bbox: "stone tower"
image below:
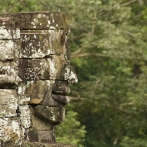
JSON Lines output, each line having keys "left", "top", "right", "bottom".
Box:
{"left": 0, "top": 12, "right": 77, "bottom": 147}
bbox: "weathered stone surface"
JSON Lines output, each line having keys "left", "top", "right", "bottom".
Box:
{"left": 41, "top": 93, "right": 69, "bottom": 106}
{"left": 18, "top": 80, "right": 73, "bottom": 106}
{"left": 19, "top": 105, "right": 31, "bottom": 129}
{"left": 0, "top": 40, "right": 19, "bottom": 61}
{"left": 0, "top": 17, "right": 20, "bottom": 39}
{"left": 52, "top": 94, "right": 70, "bottom": 105}
{"left": 18, "top": 56, "right": 65, "bottom": 81}
{"left": 0, "top": 12, "right": 67, "bottom": 30}
{"left": 0, "top": 61, "right": 21, "bottom": 86}
{"left": 20, "top": 30, "right": 66, "bottom": 58}
{"left": 28, "top": 130, "right": 55, "bottom": 143}
{"left": 64, "top": 66, "right": 78, "bottom": 84}
{"left": 0, "top": 142, "right": 75, "bottom": 147}
{"left": 0, "top": 118, "right": 22, "bottom": 144}
{"left": 18, "top": 57, "right": 78, "bottom": 82}
{"left": 18, "top": 80, "right": 55, "bottom": 104}
{"left": 34, "top": 106, "right": 65, "bottom": 124}
{"left": 31, "top": 113, "right": 54, "bottom": 131}
{"left": 28, "top": 110, "right": 55, "bottom": 142}
{"left": 0, "top": 89, "right": 18, "bottom": 117}
{"left": 52, "top": 81, "right": 70, "bottom": 95}
{"left": 22, "top": 142, "right": 75, "bottom": 147}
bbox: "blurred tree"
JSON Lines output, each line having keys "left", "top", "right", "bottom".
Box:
{"left": 0, "top": 0, "right": 39, "bottom": 13}
{"left": 56, "top": 108, "right": 86, "bottom": 147}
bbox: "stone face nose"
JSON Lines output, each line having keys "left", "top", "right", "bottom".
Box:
{"left": 63, "top": 65, "right": 78, "bottom": 84}
{"left": 68, "top": 66, "right": 78, "bottom": 84}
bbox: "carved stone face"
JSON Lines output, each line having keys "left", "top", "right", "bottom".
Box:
{"left": 0, "top": 12, "right": 77, "bottom": 144}
{"left": 16, "top": 12, "right": 78, "bottom": 143}
{"left": 18, "top": 29, "right": 78, "bottom": 125}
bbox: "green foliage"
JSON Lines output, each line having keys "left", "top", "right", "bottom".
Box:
{"left": 120, "top": 137, "right": 147, "bottom": 147}
{"left": 56, "top": 110, "right": 86, "bottom": 147}
{"left": 0, "top": 0, "right": 39, "bottom": 13}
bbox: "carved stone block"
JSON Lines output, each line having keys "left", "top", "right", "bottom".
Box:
{"left": 22, "top": 142, "right": 75, "bottom": 147}
{"left": 19, "top": 105, "right": 31, "bottom": 129}
{"left": 31, "top": 114, "right": 54, "bottom": 131}
{"left": 0, "top": 61, "right": 21, "bottom": 86}
{"left": 52, "top": 94, "right": 70, "bottom": 105}
{"left": 0, "top": 89, "right": 18, "bottom": 117}
{"left": 17, "top": 59, "right": 78, "bottom": 84}
{"left": 18, "top": 80, "right": 55, "bottom": 104}
{"left": 0, "top": 118, "right": 23, "bottom": 144}
{"left": 0, "top": 40, "right": 19, "bottom": 61}
{"left": 28, "top": 130, "right": 55, "bottom": 143}
{"left": 20, "top": 30, "right": 66, "bottom": 58}
{"left": 52, "top": 81, "right": 70, "bottom": 94}
{"left": 0, "top": 17, "right": 20, "bottom": 39}
{"left": 18, "top": 56, "right": 67, "bottom": 81}
{"left": 34, "top": 105, "right": 65, "bottom": 124}
{"left": 0, "top": 12, "right": 67, "bottom": 30}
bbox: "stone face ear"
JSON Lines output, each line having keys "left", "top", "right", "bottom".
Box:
{"left": 52, "top": 94, "right": 70, "bottom": 104}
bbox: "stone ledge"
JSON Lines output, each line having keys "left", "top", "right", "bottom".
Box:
{"left": 1, "top": 142, "right": 76, "bottom": 147}
{"left": 0, "top": 12, "right": 67, "bottom": 30}
{"left": 22, "top": 142, "right": 76, "bottom": 147}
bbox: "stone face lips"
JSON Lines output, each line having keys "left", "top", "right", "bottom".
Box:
{"left": 18, "top": 80, "right": 70, "bottom": 106}
{"left": 0, "top": 17, "right": 20, "bottom": 87}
